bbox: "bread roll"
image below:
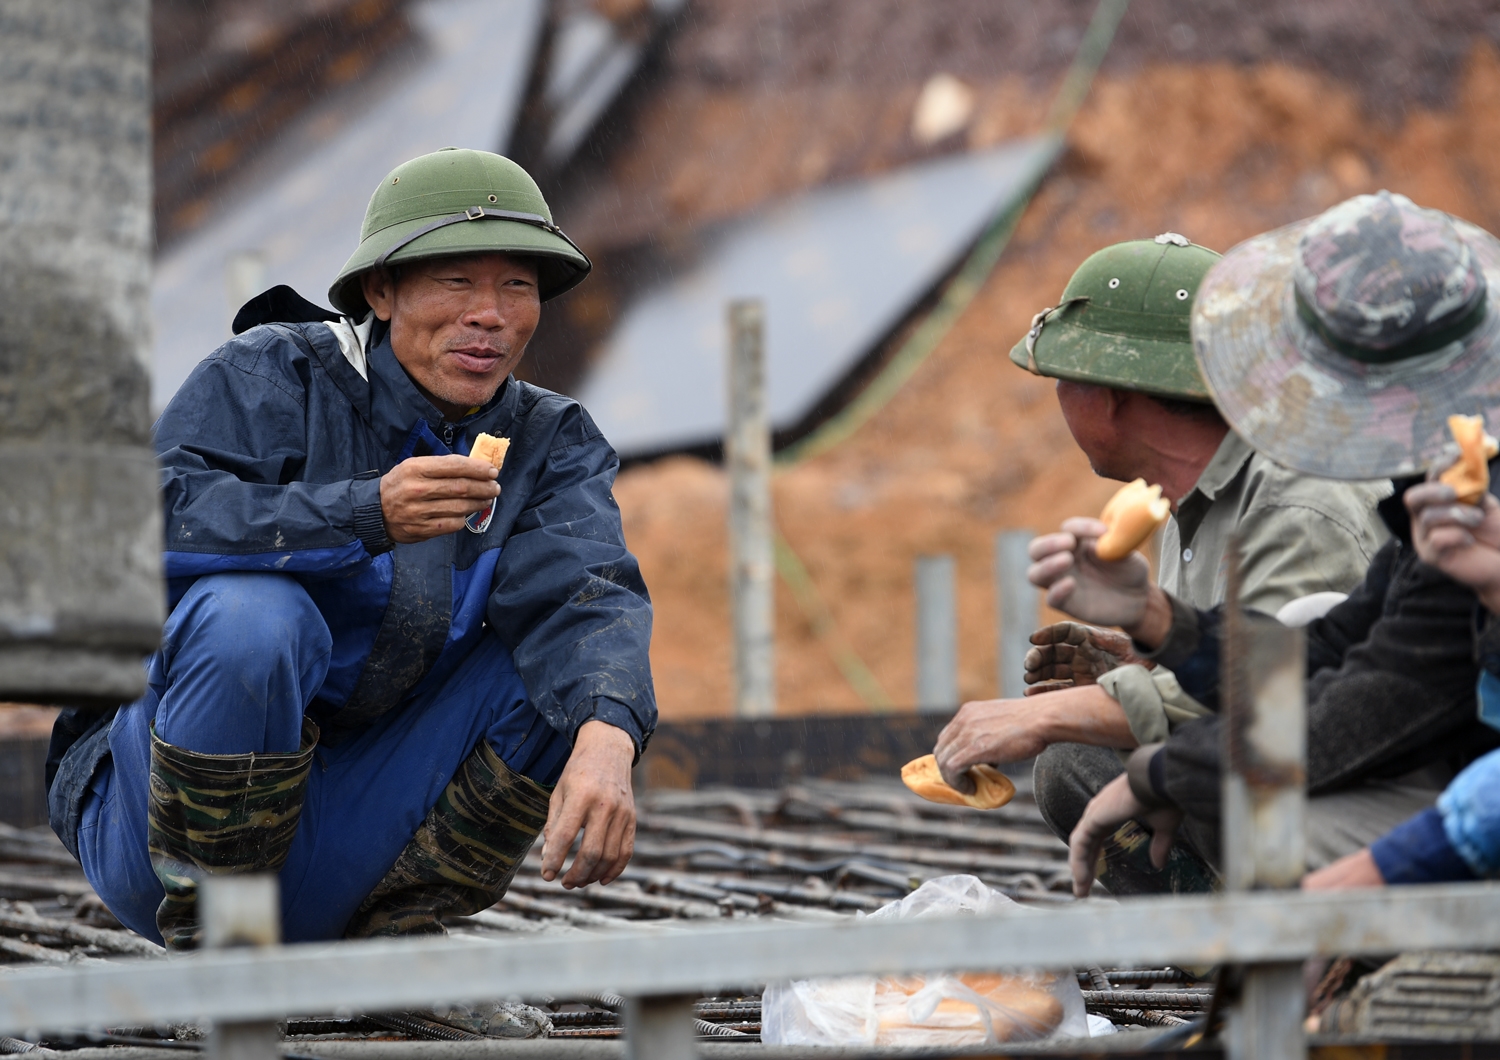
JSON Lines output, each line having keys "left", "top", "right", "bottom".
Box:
{"left": 901, "top": 754, "right": 1015, "bottom": 810}
{"left": 1439, "top": 414, "right": 1497, "bottom": 506}
{"left": 470, "top": 433, "right": 511, "bottom": 470}
{"left": 1095, "top": 478, "right": 1170, "bottom": 562}
{"left": 874, "top": 972, "right": 1065, "bottom": 1044}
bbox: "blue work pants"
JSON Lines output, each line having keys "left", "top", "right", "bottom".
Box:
{"left": 76, "top": 573, "right": 569, "bottom": 944}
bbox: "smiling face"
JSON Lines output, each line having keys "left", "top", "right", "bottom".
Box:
{"left": 361, "top": 253, "right": 541, "bottom": 419}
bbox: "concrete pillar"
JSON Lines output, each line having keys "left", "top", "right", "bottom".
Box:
{"left": 202, "top": 876, "right": 281, "bottom": 1060}
{"left": 0, "top": 0, "right": 164, "bottom": 705}
{"left": 915, "top": 555, "right": 958, "bottom": 712}
{"left": 726, "top": 300, "right": 774, "bottom": 718}
{"left": 1221, "top": 541, "right": 1308, "bottom": 1060}
{"left": 624, "top": 994, "right": 697, "bottom": 1060}
{"left": 995, "top": 530, "right": 1035, "bottom": 699}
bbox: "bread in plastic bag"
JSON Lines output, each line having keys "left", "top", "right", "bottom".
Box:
{"left": 762, "top": 875, "right": 1089, "bottom": 1046}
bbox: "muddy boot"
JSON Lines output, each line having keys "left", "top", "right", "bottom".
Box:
{"left": 147, "top": 720, "right": 319, "bottom": 951}
{"left": 345, "top": 741, "right": 552, "bottom": 938}
{"left": 1096, "top": 819, "right": 1218, "bottom": 897}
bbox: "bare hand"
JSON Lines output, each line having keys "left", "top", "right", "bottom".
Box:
{"left": 934, "top": 699, "right": 1055, "bottom": 792}
{"left": 1405, "top": 482, "right": 1500, "bottom": 611}
{"left": 1301, "top": 847, "right": 1386, "bottom": 891}
{"left": 380, "top": 455, "right": 500, "bottom": 543}
{"left": 1024, "top": 622, "right": 1143, "bottom": 695}
{"left": 540, "top": 721, "right": 638, "bottom": 888}
{"left": 1028, "top": 518, "right": 1153, "bottom": 629}
{"left": 1069, "top": 773, "right": 1182, "bottom": 898}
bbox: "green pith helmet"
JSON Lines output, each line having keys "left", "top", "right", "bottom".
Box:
{"left": 1009, "top": 234, "right": 1221, "bottom": 401}
{"left": 328, "top": 148, "right": 591, "bottom": 316}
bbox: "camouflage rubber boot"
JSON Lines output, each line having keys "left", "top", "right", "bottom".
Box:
{"left": 147, "top": 719, "right": 319, "bottom": 951}
{"left": 344, "top": 741, "right": 552, "bottom": 938}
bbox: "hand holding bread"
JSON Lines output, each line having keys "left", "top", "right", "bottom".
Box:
{"left": 902, "top": 754, "right": 1015, "bottom": 810}
{"left": 1027, "top": 517, "right": 1153, "bottom": 630}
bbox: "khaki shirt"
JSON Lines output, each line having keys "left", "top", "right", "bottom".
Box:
{"left": 1097, "top": 431, "right": 1391, "bottom": 745}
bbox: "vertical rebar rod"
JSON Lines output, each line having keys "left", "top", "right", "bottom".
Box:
{"left": 202, "top": 877, "right": 280, "bottom": 1060}
{"left": 0, "top": 0, "right": 164, "bottom": 706}
{"left": 726, "top": 301, "right": 774, "bottom": 718}
{"left": 624, "top": 994, "right": 698, "bottom": 1060}
{"left": 1221, "top": 538, "right": 1308, "bottom": 1060}
{"left": 995, "top": 531, "right": 1035, "bottom": 699}
{"left": 915, "top": 555, "right": 958, "bottom": 712}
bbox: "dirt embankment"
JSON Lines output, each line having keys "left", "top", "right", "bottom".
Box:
{"left": 618, "top": 44, "right": 1500, "bottom": 719}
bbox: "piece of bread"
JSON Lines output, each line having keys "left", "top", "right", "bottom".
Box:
{"left": 874, "top": 972, "right": 1065, "bottom": 1044}
{"left": 1095, "top": 478, "right": 1171, "bottom": 562}
{"left": 1439, "top": 414, "right": 1497, "bottom": 506}
{"left": 470, "top": 433, "right": 511, "bottom": 470}
{"left": 901, "top": 754, "right": 1015, "bottom": 810}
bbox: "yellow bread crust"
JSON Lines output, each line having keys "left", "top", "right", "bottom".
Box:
{"left": 901, "top": 754, "right": 1015, "bottom": 810}
{"left": 1439, "top": 414, "right": 1496, "bottom": 506}
{"left": 874, "top": 973, "right": 1065, "bottom": 1042}
{"left": 470, "top": 433, "right": 511, "bottom": 471}
{"left": 1095, "top": 478, "right": 1170, "bottom": 562}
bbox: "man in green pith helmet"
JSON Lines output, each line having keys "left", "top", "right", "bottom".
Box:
{"left": 46, "top": 149, "right": 654, "bottom": 973}
{"left": 931, "top": 233, "right": 1389, "bottom": 894}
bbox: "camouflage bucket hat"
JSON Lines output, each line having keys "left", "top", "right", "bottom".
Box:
{"left": 1192, "top": 190, "right": 1500, "bottom": 480}
{"left": 329, "top": 148, "right": 591, "bottom": 316}
{"left": 1009, "top": 234, "right": 1222, "bottom": 402}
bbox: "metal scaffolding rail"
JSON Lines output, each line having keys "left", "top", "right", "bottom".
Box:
{"left": 1, "top": 884, "right": 1498, "bottom": 1039}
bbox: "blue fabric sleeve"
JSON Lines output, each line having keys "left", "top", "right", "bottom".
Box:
{"left": 155, "top": 340, "right": 378, "bottom": 576}
{"left": 1369, "top": 807, "right": 1477, "bottom": 884}
{"left": 1436, "top": 744, "right": 1500, "bottom": 877}
{"left": 486, "top": 405, "right": 656, "bottom": 754}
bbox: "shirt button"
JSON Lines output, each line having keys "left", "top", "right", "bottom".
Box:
{"left": 1182, "top": 548, "right": 1194, "bottom": 563}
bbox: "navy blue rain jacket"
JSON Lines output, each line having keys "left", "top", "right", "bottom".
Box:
{"left": 48, "top": 306, "right": 654, "bottom": 848}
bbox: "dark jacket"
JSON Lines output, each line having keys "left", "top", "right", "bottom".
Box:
{"left": 1144, "top": 482, "right": 1500, "bottom": 824}
{"left": 48, "top": 298, "right": 655, "bottom": 854}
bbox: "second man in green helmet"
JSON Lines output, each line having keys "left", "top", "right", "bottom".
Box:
{"left": 933, "top": 233, "right": 1389, "bottom": 894}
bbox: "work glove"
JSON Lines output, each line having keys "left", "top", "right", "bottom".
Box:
{"left": 1023, "top": 622, "right": 1145, "bottom": 696}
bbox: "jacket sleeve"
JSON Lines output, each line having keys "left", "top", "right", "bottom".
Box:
{"left": 1156, "top": 543, "right": 1492, "bottom": 821}
{"left": 486, "top": 408, "right": 656, "bottom": 753}
{"left": 155, "top": 336, "right": 388, "bottom": 579}
{"left": 1302, "top": 548, "right": 1489, "bottom": 792}
{"left": 1142, "top": 540, "right": 1402, "bottom": 712}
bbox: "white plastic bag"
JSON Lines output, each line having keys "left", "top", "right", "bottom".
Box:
{"left": 762, "top": 875, "right": 1089, "bottom": 1047}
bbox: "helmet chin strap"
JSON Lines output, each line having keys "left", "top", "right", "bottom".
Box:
{"left": 1022, "top": 296, "right": 1089, "bottom": 372}
{"left": 374, "top": 207, "right": 590, "bottom": 270}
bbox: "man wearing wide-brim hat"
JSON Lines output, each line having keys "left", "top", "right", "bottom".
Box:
{"left": 932, "top": 234, "right": 1387, "bottom": 894}
{"left": 1029, "top": 190, "right": 1500, "bottom": 895}
{"left": 46, "top": 149, "right": 654, "bottom": 962}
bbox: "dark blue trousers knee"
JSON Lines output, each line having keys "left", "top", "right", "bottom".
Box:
{"left": 75, "top": 572, "right": 571, "bottom": 944}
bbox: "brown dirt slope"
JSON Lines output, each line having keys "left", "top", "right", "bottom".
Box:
{"left": 616, "top": 43, "right": 1500, "bottom": 719}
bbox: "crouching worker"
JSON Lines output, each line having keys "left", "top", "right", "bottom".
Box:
{"left": 933, "top": 232, "right": 1386, "bottom": 895}
{"left": 45, "top": 148, "right": 655, "bottom": 949}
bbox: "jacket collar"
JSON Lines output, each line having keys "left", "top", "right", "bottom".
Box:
{"left": 365, "top": 322, "right": 519, "bottom": 461}
{"left": 1171, "top": 431, "right": 1255, "bottom": 544}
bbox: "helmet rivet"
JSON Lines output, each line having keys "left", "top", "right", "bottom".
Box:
{"left": 391, "top": 176, "right": 399, "bottom": 184}
{"left": 1108, "top": 277, "right": 1120, "bottom": 289}
{"left": 488, "top": 194, "right": 498, "bottom": 203}
{"left": 1176, "top": 289, "right": 1189, "bottom": 300}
